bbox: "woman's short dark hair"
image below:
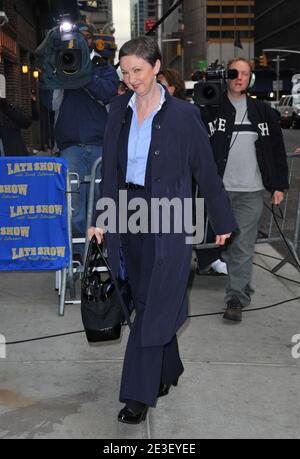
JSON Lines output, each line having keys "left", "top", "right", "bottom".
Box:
{"left": 158, "top": 68, "right": 186, "bottom": 100}
{"left": 119, "top": 36, "right": 162, "bottom": 67}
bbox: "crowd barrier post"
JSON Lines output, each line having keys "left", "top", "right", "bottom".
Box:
{"left": 58, "top": 157, "right": 103, "bottom": 316}
{"left": 262, "top": 152, "right": 300, "bottom": 273}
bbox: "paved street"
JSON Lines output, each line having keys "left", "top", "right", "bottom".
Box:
{"left": 0, "top": 246, "right": 300, "bottom": 439}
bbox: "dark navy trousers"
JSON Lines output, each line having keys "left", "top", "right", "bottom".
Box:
{"left": 119, "top": 190, "right": 184, "bottom": 407}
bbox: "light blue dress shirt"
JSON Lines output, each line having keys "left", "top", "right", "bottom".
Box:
{"left": 126, "top": 84, "right": 166, "bottom": 186}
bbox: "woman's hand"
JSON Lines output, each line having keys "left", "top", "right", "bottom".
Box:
{"left": 88, "top": 227, "right": 104, "bottom": 244}
{"left": 272, "top": 191, "right": 284, "bottom": 206}
{"left": 215, "top": 234, "right": 232, "bottom": 246}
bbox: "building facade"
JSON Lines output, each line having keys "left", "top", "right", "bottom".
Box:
{"left": 79, "top": 0, "right": 113, "bottom": 32}
{"left": 206, "top": 0, "right": 254, "bottom": 65}
{"left": 183, "top": 0, "right": 255, "bottom": 78}
{"left": 130, "top": 1, "right": 183, "bottom": 73}
{"left": 131, "top": 0, "right": 158, "bottom": 38}
{"left": 161, "top": 0, "right": 183, "bottom": 74}
{"left": 255, "top": 0, "right": 300, "bottom": 73}
{"left": 131, "top": 0, "right": 146, "bottom": 38}
{"left": 0, "top": 0, "right": 39, "bottom": 151}
{"left": 182, "top": 0, "right": 207, "bottom": 78}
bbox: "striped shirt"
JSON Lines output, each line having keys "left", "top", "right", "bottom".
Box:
{"left": 223, "top": 96, "right": 264, "bottom": 192}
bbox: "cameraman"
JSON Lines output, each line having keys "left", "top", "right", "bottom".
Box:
{"left": 40, "top": 22, "right": 119, "bottom": 256}
{"left": 199, "top": 58, "right": 289, "bottom": 323}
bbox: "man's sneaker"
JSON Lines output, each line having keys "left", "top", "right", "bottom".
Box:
{"left": 223, "top": 296, "right": 243, "bottom": 322}
{"left": 211, "top": 259, "right": 228, "bottom": 275}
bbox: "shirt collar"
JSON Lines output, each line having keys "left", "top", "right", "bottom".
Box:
{"left": 128, "top": 83, "right": 166, "bottom": 110}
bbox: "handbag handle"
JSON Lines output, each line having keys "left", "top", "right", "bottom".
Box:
{"left": 90, "top": 236, "right": 133, "bottom": 329}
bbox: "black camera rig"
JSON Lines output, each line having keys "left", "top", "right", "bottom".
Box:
{"left": 192, "top": 63, "right": 238, "bottom": 106}
{"left": 35, "top": 15, "right": 93, "bottom": 90}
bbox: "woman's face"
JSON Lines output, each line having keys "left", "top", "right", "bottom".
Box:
{"left": 120, "top": 55, "right": 161, "bottom": 97}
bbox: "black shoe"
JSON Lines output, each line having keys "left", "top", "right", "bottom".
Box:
{"left": 118, "top": 405, "right": 148, "bottom": 425}
{"left": 158, "top": 383, "right": 171, "bottom": 398}
{"left": 223, "top": 296, "right": 243, "bottom": 322}
{"left": 157, "top": 379, "right": 178, "bottom": 398}
{"left": 196, "top": 267, "right": 223, "bottom": 276}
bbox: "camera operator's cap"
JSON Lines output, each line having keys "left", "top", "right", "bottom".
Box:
{"left": 77, "top": 22, "right": 95, "bottom": 36}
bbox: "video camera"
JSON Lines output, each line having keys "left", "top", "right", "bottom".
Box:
{"left": 35, "top": 15, "right": 93, "bottom": 90}
{"left": 192, "top": 63, "right": 238, "bottom": 106}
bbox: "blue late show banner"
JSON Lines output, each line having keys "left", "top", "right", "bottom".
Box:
{"left": 0, "top": 157, "right": 70, "bottom": 271}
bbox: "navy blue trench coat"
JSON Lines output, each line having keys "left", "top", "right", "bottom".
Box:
{"left": 95, "top": 90, "right": 237, "bottom": 347}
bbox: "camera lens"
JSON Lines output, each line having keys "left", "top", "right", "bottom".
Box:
{"left": 62, "top": 51, "right": 75, "bottom": 66}
{"left": 203, "top": 85, "right": 216, "bottom": 100}
{"left": 194, "top": 81, "right": 224, "bottom": 106}
{"left": 56, "top": 49, "right": 82, "bottom": 75}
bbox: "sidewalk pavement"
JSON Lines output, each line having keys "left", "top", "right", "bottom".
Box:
{"left": 0, "top": 244, "right": 299, "bottom": 439}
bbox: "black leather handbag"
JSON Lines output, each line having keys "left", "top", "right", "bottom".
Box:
{"left": 81, "top": 236, "right": 132, "bottom": 343}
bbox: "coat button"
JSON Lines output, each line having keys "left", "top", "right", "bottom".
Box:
{"left": 154, "top": 150, "right": 160, "bottom": 156}
{"left": 155, "top": 124, "right": 161, "bottom": 130}
{"left": 156, "top": 178, "right": 161, "bottom": 183}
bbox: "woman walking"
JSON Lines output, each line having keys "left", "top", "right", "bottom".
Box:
{"left": 89, "top": 37, "right": 236, "bottom": 424}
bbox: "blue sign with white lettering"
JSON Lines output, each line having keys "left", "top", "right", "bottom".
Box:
{"left": 0, "top": 157, "right": 70, "bottom": 271}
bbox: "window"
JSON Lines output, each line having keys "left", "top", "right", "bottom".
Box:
{"left": 293, "top": 95, "right": 300, "bottom": 105}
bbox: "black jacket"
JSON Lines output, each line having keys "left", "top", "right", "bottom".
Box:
{"left": 0, "top": 98, "right": 31, "bottom": 156}
{"left": 200, "top": 95, "right": 289, "bottom": 193}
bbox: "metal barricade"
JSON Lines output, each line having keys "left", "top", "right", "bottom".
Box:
{"left": 194, "top": 152, "right": 300, "bottom": 274}
{"left": 257, "top": 152, "right": 300, "bottom": 273}
{"left": 57, "top": 157, "right": 102, "bottom": 316}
